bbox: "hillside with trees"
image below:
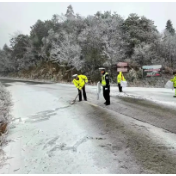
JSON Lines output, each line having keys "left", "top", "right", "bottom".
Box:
{"left": 0, "top": 5, "right": 176, "bottom": 86}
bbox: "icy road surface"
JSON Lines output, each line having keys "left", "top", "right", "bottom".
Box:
{"left": 0, "top": 79, "right": 176, "bottom": 174}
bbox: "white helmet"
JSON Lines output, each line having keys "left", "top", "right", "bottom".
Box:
{"left": 72, "top": 74, "right": 78, "bottom": 78}
{"left": 99, "top": 68, "right": 105, "bottom": 70}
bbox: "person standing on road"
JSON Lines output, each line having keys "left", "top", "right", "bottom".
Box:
{"left": 99, "top": 68, "right": 110, "bottom": 105}
{"left": 117, "top": 71, "right": 126, "bottom": 92}
{"left": 170, "top": 71, "right": 176, "bottom": 97}
{"left": 72, "top": 74, "right": 88, "bottom": 101}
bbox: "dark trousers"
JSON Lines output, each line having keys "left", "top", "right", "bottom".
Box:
{"left": 78, "top": 85, "right": 87, "bottom": 101}
{"left": 103, "top": 85, "right": 110, "bottom": 104}
{"left": 118, "top": 83, "right": 123, "bottom": 92}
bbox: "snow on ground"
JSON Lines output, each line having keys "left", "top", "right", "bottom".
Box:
{"left": 1, "top": 83, "right": 108, "bottom": 174}
{"left": 121, "top": 87, "right": 176, "bottom": 107}
{"left": 29, "top": 82, "right": 176, "bottom": 107}
{"left": 1, "top": 81, "right": 176, "bottom": 173}
{"left": 85, "top": 84, "right": 176, "bottom": 108}
{"left": 1, "top": 77, "right": 176, "bottom": 108}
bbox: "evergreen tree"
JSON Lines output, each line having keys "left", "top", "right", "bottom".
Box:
{"left": 65, "top": 5, "right": 75, "bottom": 20}
{"left": 166, "top": 20, "right": 175, "bottom": 35}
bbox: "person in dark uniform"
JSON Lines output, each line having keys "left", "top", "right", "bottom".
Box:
{"left": 99, "top": 68, "right": 110, "bottom": 105}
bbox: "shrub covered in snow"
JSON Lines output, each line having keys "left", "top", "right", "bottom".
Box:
{"left": 0, "top": 82, "right": 12, "bottom": 145}
{"left": 126, "top": 68, "right": 138, "bottom": 82}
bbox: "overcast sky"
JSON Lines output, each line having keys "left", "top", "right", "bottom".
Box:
{"left": 0, "top": 2, "right": 176, "bottom": 48}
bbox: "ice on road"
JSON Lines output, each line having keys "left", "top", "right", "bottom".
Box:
{"left": 1, "top": 81, "right": 176, "bottom": 174}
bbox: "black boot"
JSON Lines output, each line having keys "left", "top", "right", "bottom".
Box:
{"left": 105, "top": 100, "right": 110, "bottom": 105}
{"left": 105, "top": 102, "right": 110, "bottom": 106}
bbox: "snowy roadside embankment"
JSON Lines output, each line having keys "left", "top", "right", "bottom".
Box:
{"left": 0, "top": 76, "right": 54, "bottom": 84}
{"left": 0, "top": 83, "right": 12, "bottom": 146}
{"left": 0, "top": 75, "right": 172, "bottom": 88}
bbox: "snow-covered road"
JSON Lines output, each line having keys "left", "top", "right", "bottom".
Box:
{"left": 1, "top": 80, "right": 176, "bottom": 174}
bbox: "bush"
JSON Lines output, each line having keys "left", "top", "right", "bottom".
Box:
{"left": 0, "top": 83, "right": 12, "bottom": 145}
{"left": 164, "top": 66, "right": 173, "bottom": 75}
{"left": 126, "top": 68, "right": 138, "bottom": 82}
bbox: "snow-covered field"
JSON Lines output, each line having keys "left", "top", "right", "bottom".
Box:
{"left": 0, "top": 80, "right": 176, "bottom": 174}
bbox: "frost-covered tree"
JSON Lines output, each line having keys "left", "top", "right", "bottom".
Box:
{"left": 1, "top": 5, "right": 176, "bottom": 81}
{"left": 65, "top": 5, "right": 75, "bottom": 20}
{"left": 121, "top": 14, "right": 159, "bottom": 57}
{"left": 159, "top": 32, "right": 176, "bottom": 68}
{"left": 166, "top": 20, "right": 175, "bottom": 36}
{"left": 78, "top": 18, "right": 106, "bottom": 75}
{"left": 49, "top": 31, "right": 83, "bottom": 70}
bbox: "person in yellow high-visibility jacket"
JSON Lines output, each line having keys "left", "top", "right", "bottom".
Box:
{"left": 171, "top": 71, "right": 176, "bottom": 97}
{"left": 117, "top": 71, "right": 126, "bottom": 92}
{"left": 72, "top": 74, "right": 88, "bottom": 101}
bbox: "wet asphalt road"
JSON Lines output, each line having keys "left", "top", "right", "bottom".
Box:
{"left": 1, "top": 78, "right": 176, "bottom": 174}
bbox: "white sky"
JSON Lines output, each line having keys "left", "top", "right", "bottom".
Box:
{"left": 0, "top": 2, "right": 176, "bottom": 48}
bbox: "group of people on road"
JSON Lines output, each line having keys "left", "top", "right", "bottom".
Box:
{"left": 72, "top": 68, "right": 126, "bottom": 105}
{"left": 72, "top": 69, "right": 176, "bottom": 105}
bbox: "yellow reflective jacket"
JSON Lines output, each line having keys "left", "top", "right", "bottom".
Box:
{"left": 72, "top": 75, "right": 88, "bottom": 90}
{"left": 171, "top": 75, "right": 176, "bottom": 87}
{"left": 101, "top": 72, "right": 109, "bottom": 86}
{"left": 117, "top": 72, "right": 126, "bottom": 83}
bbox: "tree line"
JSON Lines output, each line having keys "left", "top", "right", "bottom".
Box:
{"left": 0, "top": 5, "right": 176, "bottom": 82}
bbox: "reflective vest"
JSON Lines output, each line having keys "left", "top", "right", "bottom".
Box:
{"left": 72, "top": 75, "right": 88, "bottom": 90}
{"left": 171, "top": 75, "right": 176, "bottom": 87}
{"left": 117, "top": 72, "right": 126, "bottom": 83}
{"left": 101, "top": 72, "right": 109, "bottom": 86}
